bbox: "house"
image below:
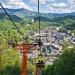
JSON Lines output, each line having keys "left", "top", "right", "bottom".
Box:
{"left": 54, "top": 32, "right": 64, "bottom": 40}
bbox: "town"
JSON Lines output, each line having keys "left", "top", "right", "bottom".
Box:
{"left": 26, "top": 26, "right": 75, "bottom": 65}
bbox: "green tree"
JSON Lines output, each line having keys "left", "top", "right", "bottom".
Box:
{"left": 42, "top": 65, "right": 54, "bottom": 75}
{"left": 54, "top": 48, "right": 75, "bottom": 75}
{"left": 43, "top": 48, "right": 75, "bottom": 75}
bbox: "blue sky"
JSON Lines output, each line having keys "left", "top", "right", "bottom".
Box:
{"left": 0, "top": 0, "right": 75, "bottom": 13}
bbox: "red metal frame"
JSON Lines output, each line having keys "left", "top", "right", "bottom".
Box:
{"left": 16, "top": 44, "right": 37, "bottom": 75}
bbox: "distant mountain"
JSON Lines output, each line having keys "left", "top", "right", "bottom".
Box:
{"left": 0, "top": 13, "right": 23, "bottom": 22}
{"left": 0, "top": 8, "right": 75, "bottom": 23}
{"left": 0, "top": 8, "right": 75, "bottom": 18}
{"left": 47, "top": 12, "right": 75, "bottom": 18}
{"left": 0, "top": 8, "right": 37, "bottom": 18}
{"left": 34, "top": 16, "right": 51, "bottom": 22}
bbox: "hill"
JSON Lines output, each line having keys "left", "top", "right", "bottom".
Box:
{"left": 34, "top": 16, "right": 51, "bottom": 22}
{"left": 0, "top": 13, "right": 23, "bottom": 22}
{"left": 52, "top": 15, "right": 75, "bottom": 23}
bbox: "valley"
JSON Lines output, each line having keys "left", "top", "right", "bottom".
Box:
{"left": 0, "top": 8, "right": 75, "bottom": 75}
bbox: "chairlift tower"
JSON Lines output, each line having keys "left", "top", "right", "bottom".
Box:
{"left": 16, "top": 44, "right": 37, "bottom": 75}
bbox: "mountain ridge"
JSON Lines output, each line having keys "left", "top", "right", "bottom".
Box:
{"left": 0, "top": 8, "right": 75, "bottom": 18}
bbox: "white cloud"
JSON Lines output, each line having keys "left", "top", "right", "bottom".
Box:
{"left": 68, "top": 0, "right": 75, "bottom": 4}
{"left": 48, "top": 8, "right": 72, "bottom": 13}
{"left": 31, "top": 0, "right": 46, "bottom": 4}
{"left": 51, "top": 3, "right": 68, "bottom": 8}
{"left": 31, "top": 0, "right": 74, "bottom": 13}
{"left": 47, "top": 0, "right": 55, "bottom": 2}
{"left": 47, "top": 2, "right": 73, "bottom": 13}
{"left": 32, "top": 0, "right": 75, "bottom": 13}
{"left": 0, "top": 3, "right": 12, "bottom": 8}
{"left": 1, "top": 0, "right": 75, "bottom": 13}
{"left": 1, "top": 0, "right": 32, "bottom": 10}
{"left": 31, "top": 0, "right": 55, "bottom": 4}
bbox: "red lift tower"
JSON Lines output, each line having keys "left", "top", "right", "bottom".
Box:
{"left": 16, "top": 44, "right": 37, "bottom": 75}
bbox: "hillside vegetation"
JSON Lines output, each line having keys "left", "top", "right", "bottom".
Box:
{"left": 0, "top": 12, "right": 75, "bottom": 75}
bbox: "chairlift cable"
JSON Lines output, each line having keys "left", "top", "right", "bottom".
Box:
{"left": 0, "top": 3, "right": 23, "bottom": 36}
{"left": 38, "top": 0, "right": 43, "bottom": 47}
{"left": 38, "top": 0, "right": 40, "bottom": 36}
